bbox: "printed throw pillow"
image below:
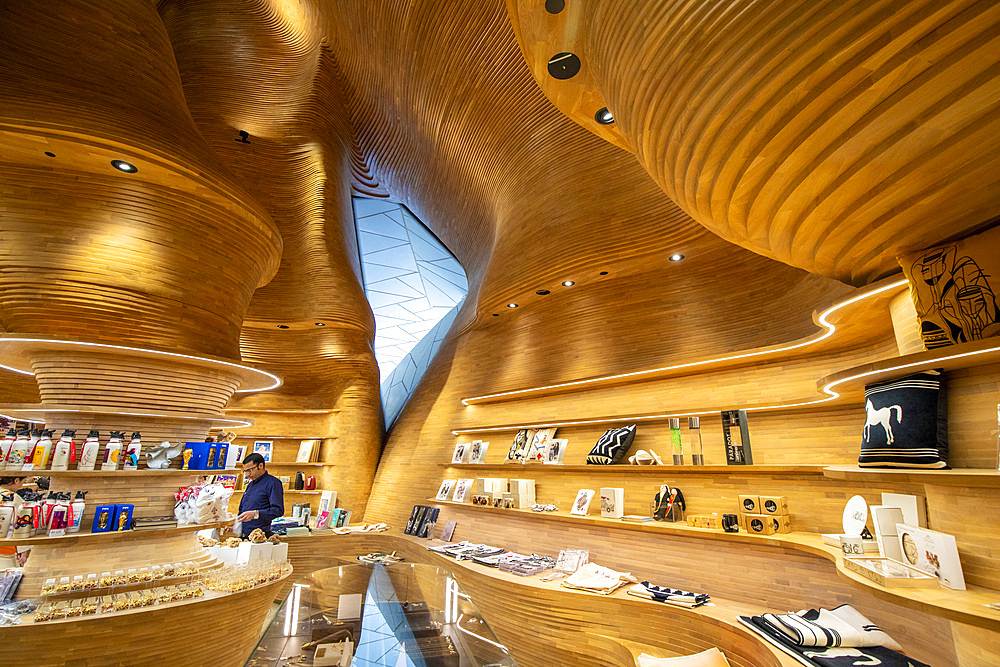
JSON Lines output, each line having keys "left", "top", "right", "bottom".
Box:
{"left": 586, "top": 424, "right": 637, "bottom": 465}
{"left": 858, "top": 371, "right": 947, "bottom": 469}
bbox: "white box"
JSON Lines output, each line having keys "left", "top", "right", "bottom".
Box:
{"left": 881, "top": 492, "right": 926, "bottom": 527}
{"left": 870, "top": 506, "right": 905, "bottom": 560}
{"left": 509, "top": 479, "right": 535, "bottom": 508}
{"left": 600, "top": 488, "right": 624, "bottom": 519}
{"left": 237, "top": 542, "right": 273, "bottom": 565}
{"left": 271, "top": 542, "right": 288, "bottom": 562}
{"left": 216, "top": 546, "right": 240, "bottom": 565}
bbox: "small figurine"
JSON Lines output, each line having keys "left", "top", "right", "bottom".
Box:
{"left": 146, "top": 441, "right": 182, "bottom": 469}
{"left": 181, "top": 448, "right": 193, "bottom": 470}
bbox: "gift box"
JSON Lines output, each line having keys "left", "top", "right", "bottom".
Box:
{"left": 112, "top": 504, "right": 134, "bottom": 531}
{"left": 91, "top": 505, "right": 116, "bottom": 533}
{"left": 184, "top": 442, "right": 215, "bottom": 470}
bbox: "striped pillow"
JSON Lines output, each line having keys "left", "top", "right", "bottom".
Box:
{"left": 858, "top": 371, "right": 948, "bottom": 468}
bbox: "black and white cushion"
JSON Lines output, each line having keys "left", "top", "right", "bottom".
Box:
{"left": 586, "top": 424, "right": 637, "bottom": 465}
{"left": 858, "top": 371, "right": 948, "bottom": 469}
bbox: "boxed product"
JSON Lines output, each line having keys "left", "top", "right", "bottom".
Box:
{"left": 759, "top": 496, "right": 788, "bottom": 515}
{"left": 744, "top": 513, "right": 775, "bottom": 535}
{"left": 738, "top": 495, "right": 760, "bottom": 513}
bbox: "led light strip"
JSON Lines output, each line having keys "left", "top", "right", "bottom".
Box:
{"left": 0, "top": 407, "right": 252, "bottom": 428}
{"left": 460, "top": 279, "right": 909, "bottom": 406}
{"left": 0, "top": 337, "right": 281, "bottom": 392}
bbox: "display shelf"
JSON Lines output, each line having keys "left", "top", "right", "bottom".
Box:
{"left": 231, "top": 489, "right": 325, "bottom": 495}
{"left": 0, "top": 519, "right": 233, "bottom": 546}
{"left": 263, "top": 461, "right": 338, "bottom": 467}
{"left": 233, "top": 435, "right": 335, "bottom": 440}
{"left": 823, "top": 465, "right": 1000, "bottom": 487}
{"left": 441, "top": 463, "right": 826, "bottom": 475}
{"left": 427, "top": 499, "right": 1000, "bottom": 630}
{"left": 41, "top": 468, "right": 240, "bottom": 477}
{"left": 819, "top": 336, "right": 1000, "bottom": 395}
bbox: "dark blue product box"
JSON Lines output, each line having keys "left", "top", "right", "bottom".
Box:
{"left": 215, "top": 443, "right": 229, "bottom": 470}
{"left": 184, "top": 442, "right": 217, "bottom": 470}
{"left": 91, "top": 505, "right": 116, "bottom": 533}
{"left": 112, "top": 504, "right": 134, "bottom": 531}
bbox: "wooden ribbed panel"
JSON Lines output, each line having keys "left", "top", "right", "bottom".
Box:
{"left": 31, "top": 353, "right": 241, "bottom": 415}
{"left": 0, "top": 572, "right": 286, "bottom": 667}
{"left": 889, "top": 289, "right": 926, "bottom": 355}
{"left": 158, "top": 0, "right": 382, "bottom": 516}
{"left": 511, "top": 0, "right": 1000, "bottom": 284}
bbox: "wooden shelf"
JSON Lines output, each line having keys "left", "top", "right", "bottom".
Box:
{"left": 820, "top": 336, "right": 1000, "bottom": 395}
{"left": 823, "top": 465, "right": 1000, "bottom": 487}
{"left": 234, "top": 436, "right": 334, "bottom": 440}
{"left": 231, "top": 489, "right": 326, "bottom": 495}
{"left": 42, "top": 468, "right": 240, "bottom": 477}
{"left": 427, "top": 499, "right": 1000, "bottom": 630}
{"left": 263, "top": 461, "right": 338, "bottom": 467}
{"left": 0, "top": 519, "right": 233, "bottom": 546}
{"left": 441, "top": 463, "right": 826, "bottom": 475}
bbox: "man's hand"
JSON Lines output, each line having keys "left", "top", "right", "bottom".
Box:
{"left": 16, "top": 550, "right": 30, "bottom": 566}
{"left": 237, "top": 510, "right": 258, "bottom": 522}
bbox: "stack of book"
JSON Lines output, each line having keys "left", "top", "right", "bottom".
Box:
{"left": 621, "top": 515, "right": 653, "bottom": 523}
{"left": 133, "top": 516, "right": 178, "bottom": 531}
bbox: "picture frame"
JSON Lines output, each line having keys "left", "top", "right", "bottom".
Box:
{"left": 253, "top": 440, "right": 273, "bottom": 463}
{"left": 452, "top": 478, "right": 474, "bottom": 504}
{"left": 452, "top": 442, "right": 469, "bottom": 464}
{"left": 436, "top": 479, "right": 456, "bottom": 501}
{"left": 468, "top": 440, "right": 489, "bottom": 464}
{"left": 214, "top": 474, "right": 237, "bottom": 489}
{"left": 544, "top": 438, "right": 568, "bottom": 465}
{"left": 571, "top": 488, "right": 595, "bottom": 516}
{"left": 295, "top": 439, "right": 319, "bottom": 463}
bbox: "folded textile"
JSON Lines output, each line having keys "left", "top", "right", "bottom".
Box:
{"left": 762, "top": 604, "right": 901, "bottom": 651}
{"left": 739, "top": 615, "right": 928, "bottom": 667}
{"left": 561, "top": 562, "right": 637, "bottom": 595}
{"left": 627, "top": 581, "right": 709, "bottom": 607}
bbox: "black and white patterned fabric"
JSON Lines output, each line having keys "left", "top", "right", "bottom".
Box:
{"left": 739, "top": 615, "right": 929, "bottom": 667}
{"left": 586, "top": 424, "right": 637, "bottom": 465}
{"left": 858, "top": 371, "right": 947, "bottom": 469}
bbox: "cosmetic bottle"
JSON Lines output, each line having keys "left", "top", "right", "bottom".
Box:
{"left": 69, "top": 491, "right": 87, "bottom": 533}
{"left": 0, "top": 428, "right": 15, "bottom": 466}
{"left": 12, "top": 498, "right": 33, "bottom": 539}
{"left": 669, "top": 418, "right": 684, "bottom": 465}
{"left": 43, "top": 491, "right": 57, "bottom": 528}
{"left": 21, "top": 429, "right": 39, "bottom": 470}
{"left": 102, "top": 431, "right": 124, "bottom": 471}
{"left": 0, "top": 492, "right": 15, "bottom": 537}
{"left": 688, "top": 417, "right": 704, "bottom": 465}
{"left": 32, "top": 429, "right": 55, "bottom": 469}
{"left": 78, "top": 430, "right": 100, "bottom": 471}
{"left": 123, "top": 432, "right": 142, "bottom": 470}
{"left": 50, "top": 429, "right": 77, "bottom": 471}
{"left": 5, "top": 430, "right": 29, "bottom": 470}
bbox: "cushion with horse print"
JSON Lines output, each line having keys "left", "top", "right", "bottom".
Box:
{"left": 858, "top": 371, "right": 947, "bottom": 468}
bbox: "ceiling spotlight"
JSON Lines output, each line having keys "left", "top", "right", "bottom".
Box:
{"left": 595, "top": 107, "right": 614, "bottom": 125}
{"left": 507, "top": 303, "right": 518, "bottom": 308}
{"left": 492, "top": 313, "right": 499, "bottom": 317}
{"left": 314, "top": 322, "right": 325, "bottom": 326}
{"left": 277, "top": 324, "right": 290, "bottom": 329}
{"left": 44, "top": 152, "right": 55, "bottom": 157}
{"left": 235, "top": 130, "right": 251, "bottom": 144}
{"left": 111, "top": 159, "right": 137, "bottom": 173}
{"left": 545, "top": 0, "right": 565, "bottom": 13}
{"left": 669, "top": 254, "right": 685, "bottom": 262}
{"left": 561, "top": 281, "right": 575, "bottom": 287}
{"left": 599, "top": 271, "right": 609, "bottom": 275}
{"left": 536, "top": 289, "right": 550, "bottom": 295}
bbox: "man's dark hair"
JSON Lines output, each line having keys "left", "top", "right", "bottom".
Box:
{"left": 242, "top": 452, "right": 265, "bottom": 467}
{"left": 0, "top": 476, "right": 25, "bottom": 486}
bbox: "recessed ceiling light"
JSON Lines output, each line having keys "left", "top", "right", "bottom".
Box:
{"left": 507, "top": 303, "right": 518, "bottom": 308}
{"left": 44, "top": 152, "right": 55, "bottom": 157}
{"left": 544, "top": 0, "right": 565, "bottom": 14}
{"left": 536, "top": 289, "right": 550, "bottom": 295}
{"left": 561, "top": 281, "right": 575, "bottom": 287}
{"left": 547, "top": 52, "right": 581, "bottom": 80}
{"left": 111, "top": 159, "right": 137, "bottom": 173}
{"left": 314, "top": 322, "right": 325, "bottom": 326}
{"left": 277, "top": 324, "right": 290, "bottom": 329}
{"left": 492, "top": 313, "right": 499, "bottom": 317}
{"left": 669, "top": 254, "right": 685, "bottom": 262}
{"left": 595, "top": 107, "right": 614, "bottom": 125}
{"left": 599, "top": 271, "right": 609, "bottom": 276}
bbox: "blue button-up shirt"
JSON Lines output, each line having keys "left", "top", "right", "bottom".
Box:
{"left": 237, "top": 471, "right": 284, "bottom": 536}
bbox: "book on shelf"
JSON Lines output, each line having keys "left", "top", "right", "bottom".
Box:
{"left": 295, "top": 439, "right": 319, "bottom": 463}
{"left": 133, "top": 516, "right": 179, "bottom": 530}
{"left": 252, "top": 440, "right": 273, "bottom": 462}
{"left": 621, "top": 515, "right": 653, "bottom": 523}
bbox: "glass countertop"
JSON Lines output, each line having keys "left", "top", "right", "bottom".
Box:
{"left": 246, "top": 562, "right": 517, "bottom": 667}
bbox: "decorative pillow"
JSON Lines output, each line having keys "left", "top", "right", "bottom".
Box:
{"left": 898, "top": 225, "right": 1000, "bottom": 349}
{"left": 637, "top": 648, "right": 731, "bottom": 667}
{"left": 858, "top": 371, "right": 947, "bottom": 469}
{"left": 586, "top": 424, "right": 637, "bottom": 465}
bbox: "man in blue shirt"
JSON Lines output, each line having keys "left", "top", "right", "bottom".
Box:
{"left": 236, "top": 453, "right": 284, "bottom": 537}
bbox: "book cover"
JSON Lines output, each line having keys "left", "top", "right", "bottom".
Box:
{"left": 252, "top": 440, "right": 273, "bottom": 463}
{"left": 600, "top": 487, "right": 624, "bottom": 519}
{"left": 214, "top": 474, "right": 237, "bottom": 489}
{"left": 721, "top": 410, "right": 752, "bottom": 465}
{"left": 468, "top": 440, "right": 489, "bottom": 464}
{"left": 295, "top": 439, "right": 318, "bottom": 463}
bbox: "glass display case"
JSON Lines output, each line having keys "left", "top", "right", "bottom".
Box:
{"left": 246, "top": 562, "right": 516, "bottom": 666}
